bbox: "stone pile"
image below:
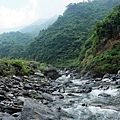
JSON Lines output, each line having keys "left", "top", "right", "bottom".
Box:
{"left": 0, "top": 68, "right": 120, "bottom": 120}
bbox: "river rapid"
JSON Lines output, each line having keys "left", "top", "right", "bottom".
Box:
{"left": 51, "top": 72, "right": 120, "bottom": 120}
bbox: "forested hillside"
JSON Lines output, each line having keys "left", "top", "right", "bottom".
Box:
{"left": 25, "top": 0, "right": 120, "bottom": 67}
{"left": 0, "top": 32, "right": 34, "bottom": 58}
{"left": 79, "top": 4, "right": 120, "bottom": 76}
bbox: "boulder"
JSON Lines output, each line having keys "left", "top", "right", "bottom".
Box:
{"left": 77, "top": 85, "right": 92, "bottom": 93}
{"left": 24, "top": 83, "right": 33, "bottom": 90}
{"left": 0, "top": 94, "right": 6, "bottom": 100}
{"left": 116, "top": 73, "right": 120, "bottom": 79}
{"left": 44, "top": 66, "right": 61, "bottom": 79}
{"left": 34, "top": 70, "right": 45, "bottom": 77}
{"left": 0, "top": 90, "right": 7, "bottom": 100}
{"left": 103, "top": 73, "right": 110, "bottom": 78}
{"left": 118, "top": 70, "right": 120, "bottom": 74}
{"left": 98, "top": 93, "right": 111, "bottom": 97}
{"left": 12, "top": 75, "right": 21, "bottom": 81}
{"left": 95, "top": 78, "right": 102, "bottom": 81}
{"left": 21, "top": 98, "right": 59, "bottom": 120}
{"left": 0, "top": 112, "right": 16, "bottom": 120}
{"left": 42, "top": 92, "right": 55, "bottom": 102}
{"left": 116, "top": 79, "right": 120, "bottom": 85}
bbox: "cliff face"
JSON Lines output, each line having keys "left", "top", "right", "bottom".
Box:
{"left": 80, "top": 5, "right": 120, "bottom": 76}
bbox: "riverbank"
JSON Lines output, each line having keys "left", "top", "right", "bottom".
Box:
{"left": 0, "top": 68, "right": 120, "bottom": 120}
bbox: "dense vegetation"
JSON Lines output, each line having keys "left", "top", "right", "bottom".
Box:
{"left": 80, "top": 5, "right": 120, "bottom": 76}
{"left": 0, "top": 58, "right": 47, "bottom": 76}
{"left": 25, "top": 0, "right": 120, "bottom": 68}
{"left": 0, "top": 0, "right": 120, "bottom": 76}
{"left": 0, "top": 31, "right": 34, "bottom": 59}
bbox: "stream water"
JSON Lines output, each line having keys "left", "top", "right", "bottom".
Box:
{"left": 52, "top": 76, "right": 120, "bottom": 120}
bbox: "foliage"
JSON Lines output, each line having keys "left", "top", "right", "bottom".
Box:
{"left": 0, "top": 31, "right": 34, "bottom": 59}
{"left": 80, "top": 5, "right": 120, "bottom": 76}
{"left": 25, "top": 0, "right": 120, "bottom": 68}
{"left": 0, "top": 58, "right": 46, "bottom": 76}
{"left": 38, "top": 63, "right": 47, "bottom": 73}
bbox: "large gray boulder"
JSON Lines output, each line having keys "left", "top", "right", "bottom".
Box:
{"left": 0, "top": 112, "right": 15, "bottom": 120}
{"left": 21, "top": 98, "right": 59, "bottom": 120}
{"left": 44, "top": 66, "right": 61, "bottom": 79}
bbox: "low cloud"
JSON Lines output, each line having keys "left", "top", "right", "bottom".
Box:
{"left": 0, "top": 0, "right": 83, "bottom": 28}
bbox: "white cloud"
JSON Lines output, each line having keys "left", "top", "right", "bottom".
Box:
{"left": 30, "top": 0, "right": 37, "bottom": 8}
{"left": 0, "top": 1, "right": 36, "bottom": 28}
{"left": 0, "top": 0, "right": 83, "bottom": 29}
{"left": 31, "top": 0, "right": 84, "bottom": 19}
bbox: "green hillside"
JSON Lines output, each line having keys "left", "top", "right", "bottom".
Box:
{"left": 0, "top": 32, "right": 34, "bottom": 59}
{"left": 25, "top": 0, "right": 120, "bottom": 67}
{"left": 80, "top": 5, "right": 120, "bottom": 76}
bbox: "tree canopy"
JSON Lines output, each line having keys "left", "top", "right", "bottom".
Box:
{"left": 25, "top": 0, "right": 120, "bottom": 67}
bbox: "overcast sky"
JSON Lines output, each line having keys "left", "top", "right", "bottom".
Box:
{"left": 0, "top": 0, "right": 84, "bottom": 29}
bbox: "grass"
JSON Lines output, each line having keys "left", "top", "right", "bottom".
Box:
{"left": 0, "top": 58, "right": 47, "bottom": 76}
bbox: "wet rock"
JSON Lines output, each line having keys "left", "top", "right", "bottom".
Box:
{"left": 115, "top": 79, "right": 120, "bottom": 85}
{"left": 58, "top": 85, "right": 66, "bottom": 93}
{"left": 0, "top": 90, "right": 7, "bottom": 100}
{"left": 50, "top": 82, "right": 58, "bottom": 88}
{"left": 22, "top": 90, "right": 30, "bottom": 96}
{"left": 0, "top": 112, "right": 16, "bottom": 120}
{"left": 72, "top": 73, "right": 81, "bottom": 79}
{"left": 7, "top": 93, "right": 14, "bottom": 99}
{"left": 12, "top": 75, "right": 21, "bottom": 81}
{"left": 98, "top": 93, "right": 111, "bottom": 97}
{"left": 12, "top": 112, "right": 21, "bottom": 118}
{"left": 42, "top": 92, "right": 54, "bottom": 102}
{"left": 118, "top": 70, "right": 120, "bottom": 74}
{"left": 101, "top": 105, "right": 119, "bottom": 111}
{"left": 82, "top": 103, "right": 88, "bottom": 107}
{"left": 0, "top": 94, "right": 6, "bottom": 100}
{"left": 12, "top": 81, "right": 20, "bottom": 85}
{"left": 21, "top": 98, "right": 59, "bottom": 120}
{"left": 102, "top": 78, "right": 111, "bottom": 82}
{"left": 116, "top": 74, "right": 120, "bottom": 79}
{"left": 77, "top": 85, "right": 92, "bottom": 93}
{"left": 116, "top": 85, "right": 120, "bottom": 88}
{"left": 95, "top": 78, "right": 102, "bottom": 81}
{"left": 6, "top": 84, "right": 12, "bottom": 88}
{"left": 34, "top": 70, "right": 45, "bottom": 77}
{"left": 24, "top": 83, "right": 33, "bottom": 90}
{"left": 103, "top": 73, "right": 110, "bottom": 78}
{"left": 100, "top": 86, "right": 109, "bottom": 90}
{"left": 5, "top": 106, "right": 22, "bottom": 114}
{"left": 17, "top": 96, "right": 26, "bottom": 102}
{"left": 44, "top": 66, "right": 61, "bottom": 79}
{"left": 0, "top": 90, "right": 7, "bottom": 96}
{"left": 91, "top": 103, "right": 103, "bottom": 107}
{"left": 23, "top": 75, "right": 28, "bottom": 79}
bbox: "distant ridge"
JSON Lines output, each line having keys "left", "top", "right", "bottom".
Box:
{"left": 20, "top": 15, "right": 58, "bottom": 36}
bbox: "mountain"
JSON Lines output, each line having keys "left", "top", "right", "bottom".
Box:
{"left": 20, "top": 15, "right": 58, "bottom": 36}
{"left": 79, "top": 4, "right": 120, "bottom": 76}
{"left": 0, "top": 31, "right": 34, "bottom": 59}
{"left": 25, "top": 0, "right": 120, "bottom": 67}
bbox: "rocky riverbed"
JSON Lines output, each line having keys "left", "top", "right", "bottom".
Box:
{"left": 0, "top": 67, "right": 120, "bottom": 120}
